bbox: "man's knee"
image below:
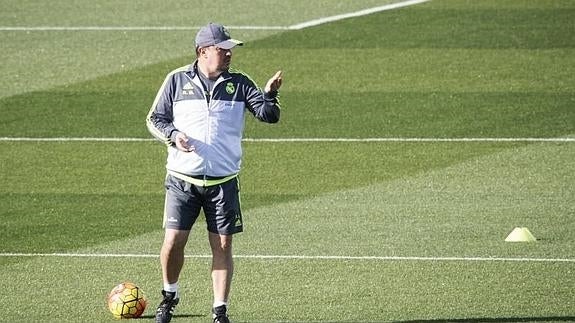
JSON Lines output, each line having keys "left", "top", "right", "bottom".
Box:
{"left": 163, "top": 229, "right": 190, "bottom": 250}
{"left": 217, "top": 239, "right": 232, "bottom": 256}
{"left": 210, "top": 233, "right": 233, "bottom": 254}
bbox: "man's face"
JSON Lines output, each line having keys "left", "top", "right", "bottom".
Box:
{"left": 203, "top": 46, "right": 232, "bottom": 73}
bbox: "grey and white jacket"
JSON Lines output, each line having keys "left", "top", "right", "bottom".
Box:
{"left": 146, "top": 61, "right": 280, "bottom": 177}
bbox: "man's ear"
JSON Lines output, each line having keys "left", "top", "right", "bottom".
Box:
{"left": 196, "top": 46, "right": 206, "bottom": 58}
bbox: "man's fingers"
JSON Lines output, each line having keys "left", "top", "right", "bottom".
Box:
{"left": 273, "top": 70, "right": 283, "bottom": 80}
{"left": 175, "top": 133, "right": 194, "bottom": 152}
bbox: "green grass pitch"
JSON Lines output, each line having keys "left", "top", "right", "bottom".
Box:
{"left": 0, "top": 0, "right": 574, "bottom": 322}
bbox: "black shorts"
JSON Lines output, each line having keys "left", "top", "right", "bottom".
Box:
{"left": 163, "top": 174, "right": 243, "bottom": 234}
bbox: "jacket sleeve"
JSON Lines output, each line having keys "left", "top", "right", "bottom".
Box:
{"left": 243, "top": 76, "right": 281, "bottom": 124}
{"left": 146, "top": 72, "right": 179, "bottom": 146}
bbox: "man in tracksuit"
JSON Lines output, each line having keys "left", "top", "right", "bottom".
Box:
{"left": 146, "top": 22, "right": 283, "bottom": 323}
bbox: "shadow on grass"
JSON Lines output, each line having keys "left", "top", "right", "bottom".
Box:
{"left": 138, "top": 313, "right": 205, "bottom": 320}
{"left": 395, "top": 316, "right": 575, "bottom": 322}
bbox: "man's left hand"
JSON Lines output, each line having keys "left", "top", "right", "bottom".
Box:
{"left": 265, "top": 70, "right": 283, "bottom": 93}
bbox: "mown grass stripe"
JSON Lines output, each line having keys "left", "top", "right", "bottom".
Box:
{"left": 0, "top": 26, "right": 290, "bottom": 31}
{"left": 0, "top": 0, "right": 430, "bottom": 32}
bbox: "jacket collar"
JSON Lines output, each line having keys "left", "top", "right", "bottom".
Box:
{"left": 188, "top": 60, "right": 231, "bottom": 81}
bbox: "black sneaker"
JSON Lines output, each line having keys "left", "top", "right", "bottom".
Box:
{"left": 155, "top": 290, "right": 179, "bottom": 323}
{"left": 212, "top": 305, "right": 230, "bottom": 323}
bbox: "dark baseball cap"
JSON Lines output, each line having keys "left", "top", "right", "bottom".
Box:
{"left": 195, "top": 22, "right": 243, "bottom": 50}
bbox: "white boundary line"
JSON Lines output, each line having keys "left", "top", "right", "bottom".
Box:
{"left": 289, "top": 0, "right": 431, "bottom": 30}
{"left": 0, "top": 137, "right": 155, "bottom": 142}
{"left": 1, "top": 253, "right": 574, "bottom": 263}
{"left": 244, "top": 138, "right": 575, "bottom": 143}
{"left": 1, "top": 137, "right": 574, "bottom": 143}
{"left": 0, "top": 0, "right": 430, "bottom": 32}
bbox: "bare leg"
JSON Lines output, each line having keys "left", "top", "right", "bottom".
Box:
{"left": 161, "top": 229, "right": 191, "bottom": 286}
{"left": 209, "top": 232, "right": 234, "bottom": 304}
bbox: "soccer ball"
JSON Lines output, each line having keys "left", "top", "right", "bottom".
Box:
{"left": 107, "top": 282, "right": 147, "bottom": 319}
